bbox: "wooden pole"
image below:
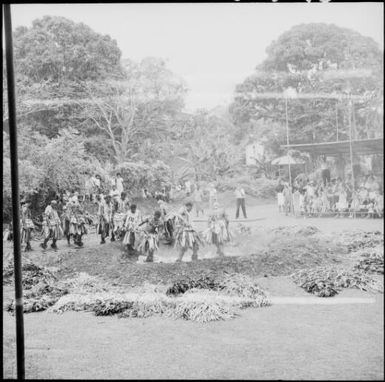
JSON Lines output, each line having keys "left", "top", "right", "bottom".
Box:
{"left": 3, "top": 4, "right": 25, "bottom": 379}
{"left": 285, "top": 96, "right": 293, "bottom": 214}
{"left": 336, "top": 102, "right": 339, "bottom": 141}
{"left": 348, "top": 96, "right": 356, "bottom": 219}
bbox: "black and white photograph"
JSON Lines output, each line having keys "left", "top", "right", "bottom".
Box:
{"left": 2, "top": 1, "right": 384, "bottom": 380}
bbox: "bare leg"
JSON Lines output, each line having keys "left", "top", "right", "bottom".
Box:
{"left": 191, "top": 243, "right": 199, "bottom": 261}
{"left": 145, "top": 249, "right": 154, "bottom": 262}
{"left": 176, "top": 248, "right": 186, "bottom": 263}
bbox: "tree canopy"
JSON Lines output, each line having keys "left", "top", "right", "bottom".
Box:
{"left": 14, "top": 16, "right": 122, "bottom": 83}
{"left": 230, "top": 23, "right": 383, "bottom": 145}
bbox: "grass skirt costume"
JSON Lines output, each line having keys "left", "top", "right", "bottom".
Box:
{"left": 113, "top": 212, "right": 126, "bottom": 239}
{"left": 162, "top": 210, "right": 177, "bottom": 244}
{"left": 96, "top": 201, "right": 114, "bottom": 241}
{"left": 136, "top": 217, "right": 163, "bottom": 262}
{"left": 174, "top": 213, "right": 203, "bottom": 250}
{"left": 21, "top": 217, "right": 34, "bottom": 245}
{"left": 137, "top": 231, "right": 159, "bottom": 253}
{"left": 69, "top": 215, "right": 88, "bottom": 236}
{"left": 97, "top": 218, "right": 110, "bottom": 237}
{"left": 122, "top": 210, "right": 142, "bottom": 248}
{"left": 203, "top": 216, "right": 231, "bottom": 245}
{"left": 43, "top": 219, "right": 63, "bottom": 240}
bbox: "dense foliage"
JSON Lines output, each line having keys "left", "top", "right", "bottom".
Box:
{"left": 3, "top": 20, "right": 383, "bottom": 222}
{"left": 230, "top": 23, "right": 383, "bottom": 144}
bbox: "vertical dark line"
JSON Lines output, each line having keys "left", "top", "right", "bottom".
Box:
{"left": 3, "top": 4, "right": 25, "bottom": 379}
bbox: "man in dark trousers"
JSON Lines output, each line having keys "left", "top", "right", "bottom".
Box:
{"left": 235, "top": 186, "right": 247, "bottom": 219}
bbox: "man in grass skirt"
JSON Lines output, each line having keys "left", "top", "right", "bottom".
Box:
{"left": 112, "top": 192, "right": 129, "bottom": 240}
{"left": 70, "top": 201, "right": 88, "bottom": 247}
{"left": 175, "top": 201, "right": 203, "bottom": 262}
{"left": 97, "top": 195, "right": 115, "bottom": 244}
{"left": 158, "top": 199, "right": 176, "bottom": 245}
{"left": 21, "top": 197, "right": 34, "bottom": 252}
{"left": 122, "top": 204, "right": 142, "bottom": 259}
{"left": 137, "top": 210, "right": 163, "bottom": 262}
{"left": 40, "top": 200, "right": 63, "bottom": 250}
{"left": 62, "top": 204, "right": 72, "bottom": 246}
{"left": 203, "top": 202, "right": 231, "bottom": 257}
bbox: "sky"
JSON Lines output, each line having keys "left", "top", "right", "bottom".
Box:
{"left": 9, "top": 2, "right": 384, "bottom": 112}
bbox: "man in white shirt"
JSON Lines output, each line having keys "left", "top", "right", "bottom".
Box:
{"left": 235, "top": 186, "right": 247, "bottom": 219}
{"left": 115, "top": 173, "right": 124, "bottom": 195}
{"left": 208, "top": 184, "right": 217, "bottom": 210}
{"left": 185, "top": 180, "right": 192, "bottom": 196}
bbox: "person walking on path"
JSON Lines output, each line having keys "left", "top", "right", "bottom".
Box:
{"left": 235, "top": 186, "right": 247, "bottom": 219}
{"left": 21, "top": 197, "right": 34, "bottom": 252}
{"left": 175, "top": 201, "right": 202, "bottom": 262}
{"left": 204, "top": 202, "right": 231, "bottom": 257}
{"left": 208, "top": 183, "right": 217, "bottom": 210}
{"left": 115, "top": 173, "right": 124, "bottom": 196}
{"left": 40, "top": 200, "right": 63, "bottom": 250}
{"left": 193, "top": 185, "right": 204, "bottom": 217}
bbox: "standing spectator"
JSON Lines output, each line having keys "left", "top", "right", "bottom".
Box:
{"left": 312, "top": 192, "right": 323, "bottom": 217}
{"left": 40, "top": 200, "right": 63, "bottom": 250}
{"left": 320, "top": 187, "right": 330, "bottom": 215}
{"left": 167, "top": 185, "right": 173, "bottom": 202}
{"left": 336, "top": 187, "right": 348, "bottom": 217}
{"left": 235, "top": 186, "right": 247, "bottom": 219}
{"left": 208, "top": 184, "right": 217, "bottom": 210}
{"left": 320, "top": 156, "right": 331, "bottom": 186}
{"left": 21, "top": 198, "right": 34, "bottom": 252}
{"left": 349, "top": 191, "right": 360, "bottom": 218}
{"left": 84, "top": 175, "right": 93, "bottom": 202}
{"left": 276, "top": 179, "right": 285, "bottom": 213}
{"left": 292, "top": 187, "right": 301, "bottom": 218}
{"left": 115, "top": 173, "right": 124, "bottom": 196}
{"left": 374, "top": 192, "right": 383, "bottom": 218}
{"left": 142, "top": 188, "right": 149, "bottom": 199}
{"left": 185, "top": 179, "right": 192, "bottom": 197}
{"left": 90, "top": 174, "right": 101, "bottom": 200}
{"left": 305, "top": 181, "right": 316, "bottom": 200}
{"left": 193, "top": 184, "right": 204, "bottom": 217}
{"left": 118, "top": 192, "right": 130, "bottom": 212}
{"left": 283, "top": 183, "right": 292, "bottom": 216}
{"left": 299, "top": 189, "right": 306, "bottom": 217}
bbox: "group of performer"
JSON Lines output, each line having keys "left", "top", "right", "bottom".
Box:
{"left": 20, "top": 195, "right": 89, "bottom": 252}
{"left": 19, "top": 192, "right": 232, "bottom": 263}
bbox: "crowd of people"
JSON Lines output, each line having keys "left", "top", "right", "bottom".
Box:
{"left": 276, "top": 173, "right": 384, "bottom": 218}
{"left": 16, "top": 173, "right": 233, "bottom": 262}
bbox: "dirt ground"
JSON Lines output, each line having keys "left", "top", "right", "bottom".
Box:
{"left": 3, "top": 200, "right": 384, "bottom": 379}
